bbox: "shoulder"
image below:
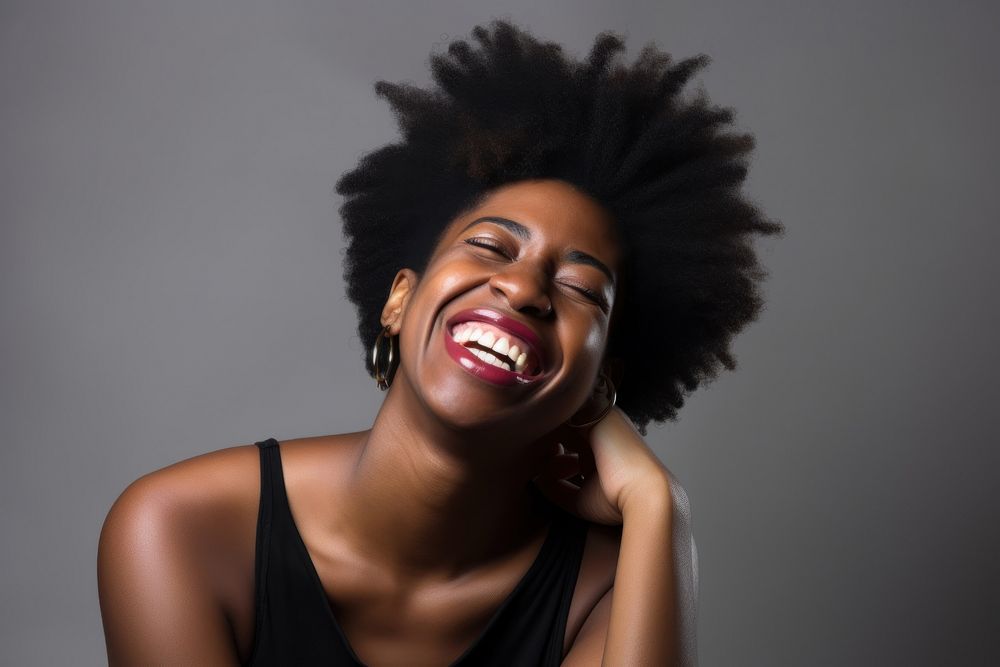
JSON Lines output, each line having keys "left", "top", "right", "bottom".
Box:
{"left": 97, "top": 441, "right": 264, "bottom": 663}
{"left": 99, "top": 442, "right": 264, "bottom": 569}
{"left": 99, "top": 432, "right": 366, "bottom": 571}
{"left": 107, "top": 441, "right": 262, "bottom": 504}
{"left": 97, "top": 433, "right": 364, "bottom": 663}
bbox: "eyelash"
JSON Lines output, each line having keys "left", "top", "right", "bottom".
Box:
{"left": 464, "top": 237, "right": 607, "bottom": 308}
{"left": 465, "top": 237, "right": 512, "bottom": 256}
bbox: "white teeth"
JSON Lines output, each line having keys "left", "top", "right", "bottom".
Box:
{"left": 468, "top": 347, "right": 512, "bottom": 370}
{"left": 450, "top": 322, "right": 537, "bottom": 374}
{"left": 492, "top": 336, "right": 509, "bottom": 355}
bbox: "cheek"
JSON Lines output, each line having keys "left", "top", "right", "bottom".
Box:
{"left": 584, "top": 321, "right": 606, "bottom": 352}
{"left": 559, "top": 318, "right": 609, "bottom": 385}
{"left": 395, "top": 268, "right": 470, "bottom": 363}
{"left": 437, "top": 272, "right": 465, "bottom": 294}
{"left": 421, "top": 256, "right": 485, "bottom": 296}
{"left": 571, "top": 316, "right": 609, "bottom": 361}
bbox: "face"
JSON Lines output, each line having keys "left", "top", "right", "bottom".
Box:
{"left": 381, "top": 178, "right": 622, "bottom": 437}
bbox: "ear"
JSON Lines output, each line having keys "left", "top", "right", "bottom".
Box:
{"left": 380, "top": 268, "right": 419, "bottom": 336}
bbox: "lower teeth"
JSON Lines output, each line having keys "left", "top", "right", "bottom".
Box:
{"left": 470, "top": 347, "right": 514, "bottom": 371}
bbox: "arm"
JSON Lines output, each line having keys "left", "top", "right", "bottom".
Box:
{"left": 562, "top": 479, "right": 678, "bottom": 666}
{"left": 602, "top": 484, "right": 676, "bottom": 665}
{"left": 97, "top": 475, "right": 240, "bottom": 666}
{"left": 534, "top": 406, "right": 698, "bottom": 666}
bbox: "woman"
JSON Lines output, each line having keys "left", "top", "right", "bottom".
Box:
{"left": 97, "top": 20, "right": 781, "bottom": 666}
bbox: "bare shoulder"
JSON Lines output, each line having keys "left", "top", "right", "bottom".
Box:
{"left": 97, "top": 433, "right": 361, "bottom": 664}
{"left": 107, "top": 441, "right": 263, "bottom": 516}
{"left": 99, "top": 441, "right": 266, "bottom": 590}
{"left": 100, "top": 432, "right": 362, "bottom": 559}
{"left": 97, "top": 441, "right": 264, "bottom": 663}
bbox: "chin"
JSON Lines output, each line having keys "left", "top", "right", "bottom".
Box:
{"left": 433, "top": 400, "right": 519, "bottom": 433}
{"left": 423, "top": 387, "right": 538, "bottom": 437}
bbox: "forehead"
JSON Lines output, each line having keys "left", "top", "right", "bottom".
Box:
{"left": 439, "top": 179, "right": 621, "bottom": 265}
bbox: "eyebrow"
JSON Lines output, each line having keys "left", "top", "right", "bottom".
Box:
{"left": 460, "top": 216, "right": 616, "bottom": 285}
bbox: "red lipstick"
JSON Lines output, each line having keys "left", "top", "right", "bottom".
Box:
{"left": 443, "top": 308, "right": 547, "bottom": 387}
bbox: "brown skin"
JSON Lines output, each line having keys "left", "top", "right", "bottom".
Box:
{"left": 97, "top": 178, "right": 677, "bottom": 665}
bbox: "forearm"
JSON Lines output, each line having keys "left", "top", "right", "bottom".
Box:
{"left": 602, "top": 477, "right": 678, "bottom": 666}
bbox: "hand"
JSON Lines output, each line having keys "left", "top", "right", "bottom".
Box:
{"left": 531, "top": 406, "right": 671, "bottom": 525}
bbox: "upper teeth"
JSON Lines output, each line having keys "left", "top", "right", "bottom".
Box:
{"left": 451, "top": 322, "right": 532, "bottom": 373}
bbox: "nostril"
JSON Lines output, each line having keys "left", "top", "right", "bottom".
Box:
{"left": 489, "top": 274, "right": 553, "bottom": 318}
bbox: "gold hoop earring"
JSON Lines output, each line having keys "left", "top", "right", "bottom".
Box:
{"left": 371, "top": 324, "right": 396, "bottom": 390}
{"left": 567, "top": 372, "right": 617, "bottom": 428}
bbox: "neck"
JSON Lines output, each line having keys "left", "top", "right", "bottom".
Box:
{"left": 339, "top": 373, "right": 554, "bottom": 582}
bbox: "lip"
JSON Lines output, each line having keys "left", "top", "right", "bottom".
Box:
{"left": 444, "top": 308, "right": 548, "bottom": 386}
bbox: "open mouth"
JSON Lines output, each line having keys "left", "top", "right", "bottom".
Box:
{"left": 443, "top": 307, "right": 548, "bottom": 386}
{"left": 448, "top": 321, "right": 542, "bottom": 376}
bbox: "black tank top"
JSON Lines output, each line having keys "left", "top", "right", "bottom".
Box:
{"left": 245, "top": 438, "right": 589, "bottom": 666}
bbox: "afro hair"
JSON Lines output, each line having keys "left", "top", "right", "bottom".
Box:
{"left": 335, "top": 19, "right": 784, "bottom": 434}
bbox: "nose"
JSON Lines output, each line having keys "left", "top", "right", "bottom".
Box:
{"left": 488, "top": 263, "right": 553, "bottom": 318}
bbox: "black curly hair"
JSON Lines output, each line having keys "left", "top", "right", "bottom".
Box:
{"left": 335, "top": 19, "right": 784, "bottom": 435}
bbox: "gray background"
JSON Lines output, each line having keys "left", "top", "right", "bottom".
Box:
{"left": 2, "top": 1, "right": 997, "bottom": 665}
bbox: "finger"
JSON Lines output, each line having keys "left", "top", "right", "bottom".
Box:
{"left": 532, "top": 476, "right": 584, "bottom": 516}
{"left": 567, "top": 438, "right": 595, "bottom": 476}
{"left": 554, "top": 423, "right": 591, "bottom": 454}
{"left": 548, "top": 426, "right": 596, "bottom": 478}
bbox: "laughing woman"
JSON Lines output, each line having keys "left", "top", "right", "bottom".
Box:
{"left": 98, "top": 19, "right": 782, "bottom": 667}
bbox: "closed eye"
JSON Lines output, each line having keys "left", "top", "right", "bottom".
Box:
{"left": 562, "top": 282, "right": 608, "bottom": 310}
{"left": 466, "top": 237, "right": 609, "bottom": 311}
{"left": 464, "top": 237, "right": 511, "bottom": 258}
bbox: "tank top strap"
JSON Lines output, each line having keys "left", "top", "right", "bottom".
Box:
{"left": 251, "top": 438, "right": 280, "bottom": 655}
{"left": 253, "top": 437, "right": 293, "bottom": 603}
